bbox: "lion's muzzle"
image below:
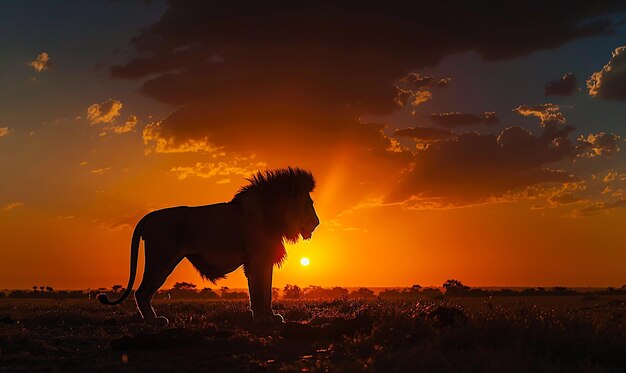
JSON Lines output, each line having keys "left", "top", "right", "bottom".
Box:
{"left": 300, "top": 213, "right": 319, "bottom": 240}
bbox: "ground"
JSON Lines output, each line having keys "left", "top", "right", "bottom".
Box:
{"left": 1, "top": 296, "right": 626, "bottom": 372}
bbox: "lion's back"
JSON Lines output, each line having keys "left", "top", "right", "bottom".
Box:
{"left": 141, "top": 203, "right": 245, "bottom": 248}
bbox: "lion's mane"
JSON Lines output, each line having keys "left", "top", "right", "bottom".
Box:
{"left": 231, "top": 167, "right": 316, "bottom": 264}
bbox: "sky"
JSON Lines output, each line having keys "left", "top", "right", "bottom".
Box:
{"left": 1, "top": 1, "right": 626, "bottom": 290}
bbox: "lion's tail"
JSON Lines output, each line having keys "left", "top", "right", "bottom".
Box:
{"left": 97, "top": 218, "right": 144, "bottom": 306}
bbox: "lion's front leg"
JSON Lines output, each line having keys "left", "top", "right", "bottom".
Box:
{"left": 245, "top": 260, "right": 284, "bottom": 325}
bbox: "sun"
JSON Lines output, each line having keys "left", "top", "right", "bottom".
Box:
{"left": 300, "top": 257, "right": 310, "bottom": 266}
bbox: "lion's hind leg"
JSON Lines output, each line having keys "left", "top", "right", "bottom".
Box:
{"left": 135, "top": 242, "right": 182, "bottom": 325}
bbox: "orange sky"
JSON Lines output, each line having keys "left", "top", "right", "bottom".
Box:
{"left": 1, "top": 2, "right": 626, "bottom": 290}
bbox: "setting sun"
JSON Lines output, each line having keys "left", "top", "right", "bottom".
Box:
{"left": 300, "top": 257, "right": 310, "bottom": 266}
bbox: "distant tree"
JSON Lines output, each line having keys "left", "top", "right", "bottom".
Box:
{"left": 283, "top": 284, "right": 303, "bottom": 299}
{"left": 173, "top": 282, "right": 197, "bottom": 291}
{"left": 443, "top": 279, "right": 470, "bottom": 296}
{"left": 46, "top": 286, "right": 54, "bottom": 293}
{"left": 221, "top": 290, "right": 248, "bottom": 299}
{"left": 39, "top": 286, "right": 45, "bottom": 292}
{"left": 200, "top": 287, "right": 219, "bottom": 299}
{"left": 421, "top": 287, "right": 443, "bottom": 298}
{"left": 378, "top": 288, "right": 403, "bottom": 299}
{"left": 349, "top": 287, "right": 375, "bottom": 299}
{"left": 111, "top": 284, "right": 123, "bottom": 292}
{"left": 32, "top": 286, "right": 38, "bottom": 293}
{"left": 272, "top": 287, "right": 280, "bottom": 300}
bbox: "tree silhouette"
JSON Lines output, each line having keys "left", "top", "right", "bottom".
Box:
{"left": 443, "top": 279, "right": 470, "bottom": 296}
{"left": 111, "top": 284, "right": 123, "bottom": 292}
{"left": 283, "top": 284, "right": 302, "bottom": 299}
{"left": 349, "top": 287, "right": 375, "bottom": 299}
{"left": 200, "top": 287, "right": 219, "bottom": 299}
{"left": 172, "top": 282, "right": 197, "bottom": 291}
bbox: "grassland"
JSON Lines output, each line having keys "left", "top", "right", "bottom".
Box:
{"left": 1, "top": 296, "right": 626, "bottom": 372}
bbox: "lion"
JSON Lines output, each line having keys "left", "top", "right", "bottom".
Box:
{"left": 97, "top": 167, "right": 319, "bottom": 325}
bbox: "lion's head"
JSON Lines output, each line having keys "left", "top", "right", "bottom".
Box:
{"left": 233, "top": 167, "right": 319, "bottom": 243}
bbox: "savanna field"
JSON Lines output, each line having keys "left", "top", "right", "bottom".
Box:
{"left": 2, "top": 295, "right": 626, "bottom": 372}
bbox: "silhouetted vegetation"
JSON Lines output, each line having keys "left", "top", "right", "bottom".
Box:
{"left": 5, "top": 281, "right": 626, "bottom": 302}
{"left": 3, "top": 296, "right": 626, "bottom": 371}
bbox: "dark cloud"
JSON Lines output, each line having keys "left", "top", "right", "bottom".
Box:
{"left": 110, "top": 1, "right": 626, "bottom": 209}
{"left": 587, "top": 46, "right": 626, "bottom": 101}
{"left": 393, "top": 126, "right": 456, "bottom": 144}
{"left": 571, "top": 197, "right": 626, "bottom": 217}
{"left": 111, "top": 1, "right": 626, "bottom": 116}
{"left": 429, "top": 112, "right": 499, "bottom": 128}
{"left": 399, "top": 73, "right": 452, "bottom": 90}
{"left": 544, "top": 72, "right": 578, "bottom": 96}
{"left": 435, "top": 78, "right": 452, "bottom": 87}
{"left": 388, "top": 125, "right": 580, "bottom": 206}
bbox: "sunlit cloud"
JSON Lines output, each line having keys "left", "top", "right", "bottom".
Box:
{"left": 91, "top": 167, "right": 111, "bottom": 175}
{"left": 570, "top": 197, "right": 626, "bottom": 217}
{"left": 29, "top": 52, "right": 50, "bottom": 72}
{"left": 394, "top": 73, "right": 451, "bottom": 108}
{"left": 0, "top": 127, "right": 11, "bottom": 137}
{"left": 170, "top": 159, "right": 267, "bottom": 180}
{"left": 142, "top": 120, "right": 225, "bottom": 154}
{"left": 86, "top": 99, "right": 123, "bottom": 124}
{"left": 3, "top": 202, "right": 25, "bottom": 211}
{"left": 577, "top": 132, "right": 622, "bottom": 158}
{"left": 513, "top": 104, "right": 565, "bottom": 127}
{"left": 587, "top": 46, "right": 626, "bottom": 101}
{"left": 109, "top": 115, "right": 138, "bottom": 134}
{"left": 603, "top": 170, "right": 626, "bottom": 183}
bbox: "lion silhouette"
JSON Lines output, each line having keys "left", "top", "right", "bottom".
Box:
{"left": 97, "top": 167, "right": 319, "bottom": 325}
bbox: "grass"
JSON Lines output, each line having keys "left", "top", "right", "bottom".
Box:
{"left": 1, "top": 296, "right": 626, "bottom": 372}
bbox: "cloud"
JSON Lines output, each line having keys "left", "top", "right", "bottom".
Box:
{"left": 546, "top": 181, "right": 587, "bottom": 206}
{"left": 389, "top": 124, "right": 580, "bottom": 206}
{"left": 603, "top": 170, "right": 626, "bottom": 183}
{"left": 29, "top": 52, "right": 50, "bottom": 72}
{"left": 544, "top": 72, "right": 577, "bottom": 96}
{"left": 577, "top": 132, "right": 622, "bottom": 158}
{"left": 513, "top": 103, "right": 565, "bottom": 127}
{"left": 170, "top": 158, "right": 267, "bottom": 180}
{"left": 394, "top": 73, "right": 451, "bottom": 108}
{"left": 435, "top": 78, "right": 452, "bottom": 87}
{"left": 429, "top": 112, "right": 499, "bottom": 128}
{"left": 400, "top": 73, "right": 452, "bottom": 90}
{"left": 393, "top": 126, "right": 456, "bottom": 144}
{"left": 571, "top": 197, "right": 626, "bottom": 217}
{"left": 0, "top": 127, "right": 11, "bottom": 138}
{"left": 86, "top": 99, "right": 123, "bottom": 124}
{"left": 142, "top": 119, "right": 226, "bottom": 154}
{"left": 91, "top": 167, "right": 111, "bottom": 175}
{"left": 109, "top": 2, "right": 626, "bottom": 210}
{"left": 587, "top": 46, "right": 626, "bottom": 100}
{"left": 3, "top": 202, "right": 25, "bottom": 211}
{"left": 107, "top": 115, "right": 138, "bottom": 135}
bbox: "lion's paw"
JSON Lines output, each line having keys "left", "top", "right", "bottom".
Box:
{"left": 252, "top": 311, "right": 285, "bottom": 325}
{"left": 147, "top": 315, "right": 169, "bottom": 326}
